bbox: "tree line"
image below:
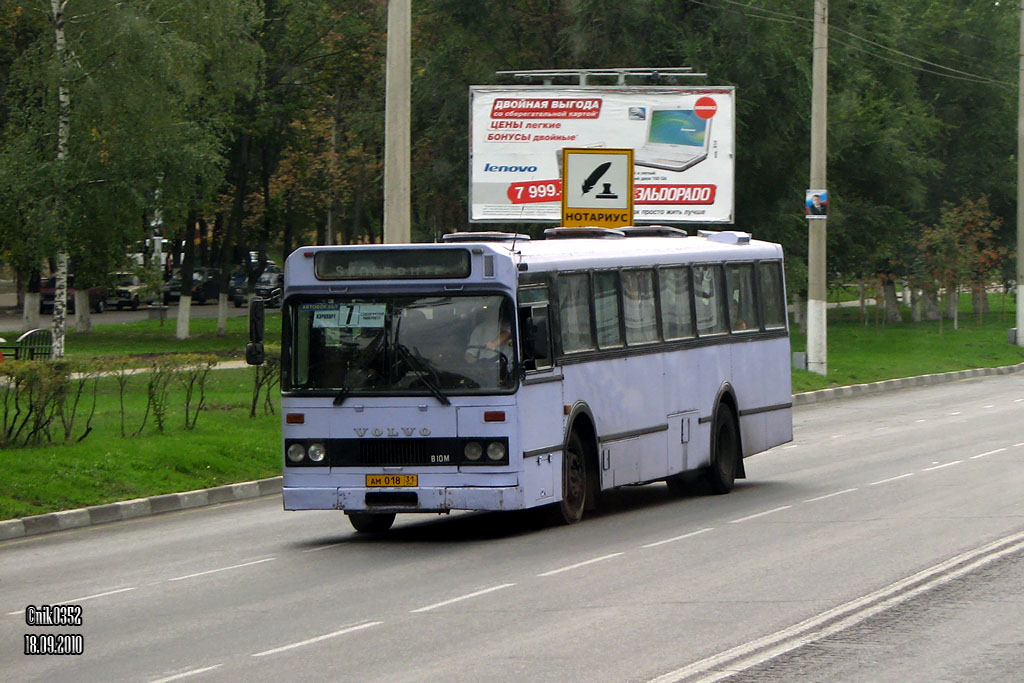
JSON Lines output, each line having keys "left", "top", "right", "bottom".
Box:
{"left": 0, "top": 0, "right": 1017, "bottom": 340}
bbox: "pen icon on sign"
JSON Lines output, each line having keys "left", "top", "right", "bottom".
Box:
{"left": 582, "top": 162, "right": 611, "bottom": 195}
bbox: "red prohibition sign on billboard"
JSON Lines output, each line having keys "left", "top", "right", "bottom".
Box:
{"left": 694, "top": 96, "right": 718, "bottom": 119}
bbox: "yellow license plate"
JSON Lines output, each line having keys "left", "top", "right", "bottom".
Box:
{"left": 366, "top": 474, "right": 418, "bottom": 487}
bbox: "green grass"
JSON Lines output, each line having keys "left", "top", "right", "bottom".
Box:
{"left": 791, "top": 293, "right": 1023, "bottom": 393}
{"left": 60, "top": 312, "right": 282, "bottom": 360}
{"left": 0, "top": 369, "right": 280, "bottom": 520}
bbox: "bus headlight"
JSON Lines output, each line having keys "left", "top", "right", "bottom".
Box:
{"left": 464, "top": 441, "right": 483, "bottom": 461}
{"left": 307, "top": 443, "right": 327, "bottom": 463}
{"left": 286, "top": 443, "right": 306, "bottom": 463}
{"left": 486, "top": 441, "right": 507, "bottom": 461}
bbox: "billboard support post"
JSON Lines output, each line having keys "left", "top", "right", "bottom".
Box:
{"left": 383, "top": 0, "right": 411, "bottom": 244}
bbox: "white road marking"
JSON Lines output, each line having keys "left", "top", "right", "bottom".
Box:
{"left": 804, "top": 488, "right": 857, "bottom": 503}
{"left": 1014, "top": 442, "right": 1024, "bottom": 447}
{"left": 641, "top": 528, "right": 713, "bottom": 549}
{"left": 949, "top": 411, "right": 962, "bottom": 416}
{"left": 874, "top": 427, "right": 889, "bottom": 432}
{"left": 252, "top": 621, "right": 382, "bottom": 657}
{"left": 971, "top": 448, "right": 1006, "bottom": 459}
{"left": 915, "top": 419, "right": 927, "bottom": 423}
{"left": 649, "top": 530, "right": 1024, "bottom": 683}
{"left": 302, "top": 542, "right": 345, "bottom": 553}
{"left": 410, "top": 583, "right": 516, "bottom": 613}
{"left": 923, "top": 461, "right": 962, "bottom": 471}
{"left": 8, "top": 586, "right": 136, "bottom": 615}
{"left": 168, "top": 558, "right": 275, "bottom": 582}
{"left": 984, "top": 405, "right": 994, "bottom": 409}
{"left": 1015, "top": 398, "right": 1023, "bottom": 403}
{"left": 868, "top": 472, "right": 914, "bottom": 486}
{"left": 728, "top": 506, "right": 792, "bottom": 524}
{"left": 830, "top": 434, "right": 844, "bottom": 439}
{"left": 537, "top": 553, "right": 625, "bottom": 577}
{"left": 149, "top": 664, "right": 222, "bottom": 682}
{"left": 783, "top": 445, "right": 799, "bottom": 450}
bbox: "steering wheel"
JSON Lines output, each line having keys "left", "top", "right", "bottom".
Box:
{"left": 464, "top": 344, "right": 496, "bottom": 361}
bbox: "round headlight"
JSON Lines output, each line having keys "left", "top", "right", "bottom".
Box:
{"left": 486, "top": 441, "right": 507, "bottom": 461}
{"left": 464, "top": 441, "right": 483, "bottom": 461}
{"left": 307, "top": 443, "right": 326, "bottom": 463}
{"left": 286, "top": 443, "right": 306, "bottom": 463}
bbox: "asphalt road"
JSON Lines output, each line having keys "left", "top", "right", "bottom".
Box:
{"left": 2, "top": 373, "right": 1023, "bottom": 682}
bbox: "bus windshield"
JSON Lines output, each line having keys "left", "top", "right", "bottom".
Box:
{"left": 286, "top": 294, "right": 516, "bottom": 395}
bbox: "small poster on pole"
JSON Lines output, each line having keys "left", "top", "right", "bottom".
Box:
{"left": 805, "top": 189, "right": 828, "bottom": 219}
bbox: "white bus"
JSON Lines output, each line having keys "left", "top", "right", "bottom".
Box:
{"left": 256, "top": 227, "right": 792, "bottom": 533}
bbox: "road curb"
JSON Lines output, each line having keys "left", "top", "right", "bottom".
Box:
{"left": 2, "top": 360, "right": 1024, "bottom": 541}
{"left": 792, "top": 361, "right": 1024, "bottom": 406}
{"left": 0, "top": 476, "right": 282, "bottom": 541}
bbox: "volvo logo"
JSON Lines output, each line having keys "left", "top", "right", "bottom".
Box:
{"left": 353, "top": 427, "right": 431, "bottom": 437}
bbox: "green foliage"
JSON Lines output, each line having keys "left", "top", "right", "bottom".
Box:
{"left": 1, "top": 0, "right": 1020, "bottom": 314}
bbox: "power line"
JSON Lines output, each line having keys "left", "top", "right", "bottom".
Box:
{"left": 691, "top": 0, "right": 1014, "bottom": 88}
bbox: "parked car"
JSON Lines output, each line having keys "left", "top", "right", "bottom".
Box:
{"left": 229, "top": 262, "right": 282, "bottom": 307}
{"left": 163, "top": 267, "right": 221, "bottom": 305}
{"left": 229, "top": 268, "right": 248, "bottom": 308}
{"left": 252, "top": 271, "right": 284, "bottom": 307}
{"left": 39, "top": 276, "right": 107, "bottom": 314}
{"left": 105, "top": 272, "right": 145, "bottom": 310}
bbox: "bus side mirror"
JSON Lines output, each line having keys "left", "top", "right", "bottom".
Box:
{"left": 246, "top": 342, "right": 265, "bottom": 366}
{"left": 249, "top": 298, "right": 265, "bottom": 343}
{"left": 246, "top": 298, "right": 265, "bottom": 366}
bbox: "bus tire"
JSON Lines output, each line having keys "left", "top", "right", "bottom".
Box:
{"left": 704, "top": 404, "right": 740, "bottom": 494}
{"left": 550, "top": 431, "right": 587, "bottom": 524}
{"left": 347, "top": 512, "right": 395, "bottom": 534}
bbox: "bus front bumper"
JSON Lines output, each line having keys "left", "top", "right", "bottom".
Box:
{"left": 283, "top": 486, "right": 523, "bottom": 513}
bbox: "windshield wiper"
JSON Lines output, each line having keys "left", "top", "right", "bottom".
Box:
{"left": 394, "top": 343, "right": 451, "bottom": 406}
{"left": 332, "top": 384, "right": 351, "bottom": 406}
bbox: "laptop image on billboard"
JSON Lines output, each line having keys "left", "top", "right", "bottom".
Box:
{"left": 634, "top": 109, "right": 711, "bottom": 172}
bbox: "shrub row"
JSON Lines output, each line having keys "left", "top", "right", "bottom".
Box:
{"left": 0, "top": 353, "right": 281, "bottom": 448}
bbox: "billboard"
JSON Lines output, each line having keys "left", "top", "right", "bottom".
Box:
{"left": 469, "top": 86, "right": 735, "bottom": 224}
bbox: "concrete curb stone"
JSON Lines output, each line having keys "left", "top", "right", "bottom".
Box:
{"left": 0, "top": 476, "right": 282, "bottom": 541}
{"left": 2, "top": 360, "right": 1023, "bottom": 541}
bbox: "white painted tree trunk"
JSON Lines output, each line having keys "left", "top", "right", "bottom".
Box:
{"left": 75, "top": 289, "right": 91, "bottom": 332}
{"left": 176, "top": 295, "right": 192, "bottom": 339}
{"left": 23, "top": 293, "right": 41, "bottom": 331}
{"left": 217, "top": 293, "right": 228, "bottom": 336}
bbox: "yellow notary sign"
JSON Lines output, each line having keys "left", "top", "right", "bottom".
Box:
{"left": 560, "top": 148, "right": 634, "bottom": 228}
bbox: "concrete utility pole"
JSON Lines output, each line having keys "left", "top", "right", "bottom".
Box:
{"left": 807, "top": 0, "right": 829, "bottom": 374}
{"left": 1017, "top": 0, "right": 1024, "bottom": 346}
{"left": 383, "top": 0, "right": 411, "bottom": 244}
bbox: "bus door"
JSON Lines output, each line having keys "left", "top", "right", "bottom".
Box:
{"left": 517, "top": 287, "right": 561, "bottom": 505}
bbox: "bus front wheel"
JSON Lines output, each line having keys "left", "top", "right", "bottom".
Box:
{"left": 347, "top": 512, "right": 395, "bottom": 534}
{"left": 704, "top": 404, "right": 740, "bottom": 494}
{"left": 549, "top": 432, "right": 587, "bottom": 524}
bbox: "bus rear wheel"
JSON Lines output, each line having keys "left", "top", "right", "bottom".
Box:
{"left": 347, "top": 512, "right": 395, "bottom": 534}
{"left": 704, "top": 404, "right": 740, "bottom": 494}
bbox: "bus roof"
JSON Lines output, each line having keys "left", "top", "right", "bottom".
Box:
{"left": 498, "top": 230, "right": 783, "bottom": 272}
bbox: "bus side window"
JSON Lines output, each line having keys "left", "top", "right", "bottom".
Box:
{"left": 556, "top": 273, "right": 594, "bottom": 353}
{"left": 694, "top": 264, "right": 728, "bottom": 336}
{"left": 659, "top": 266, "right": 694, "bottom": 340}
{"left": 622, "top": 269, "right": 659, "bottom": 345}
{"left": 593, "top": 271, "right": 623, "bottom": 348}
{"left": 518, "top": 304, "right": 552, "bottom": 371}
{"left": 759, "top": 261, "right": 787, "bottom": 329}
{"left": 726, "top": 263, "right": 757, "bottom": 332}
